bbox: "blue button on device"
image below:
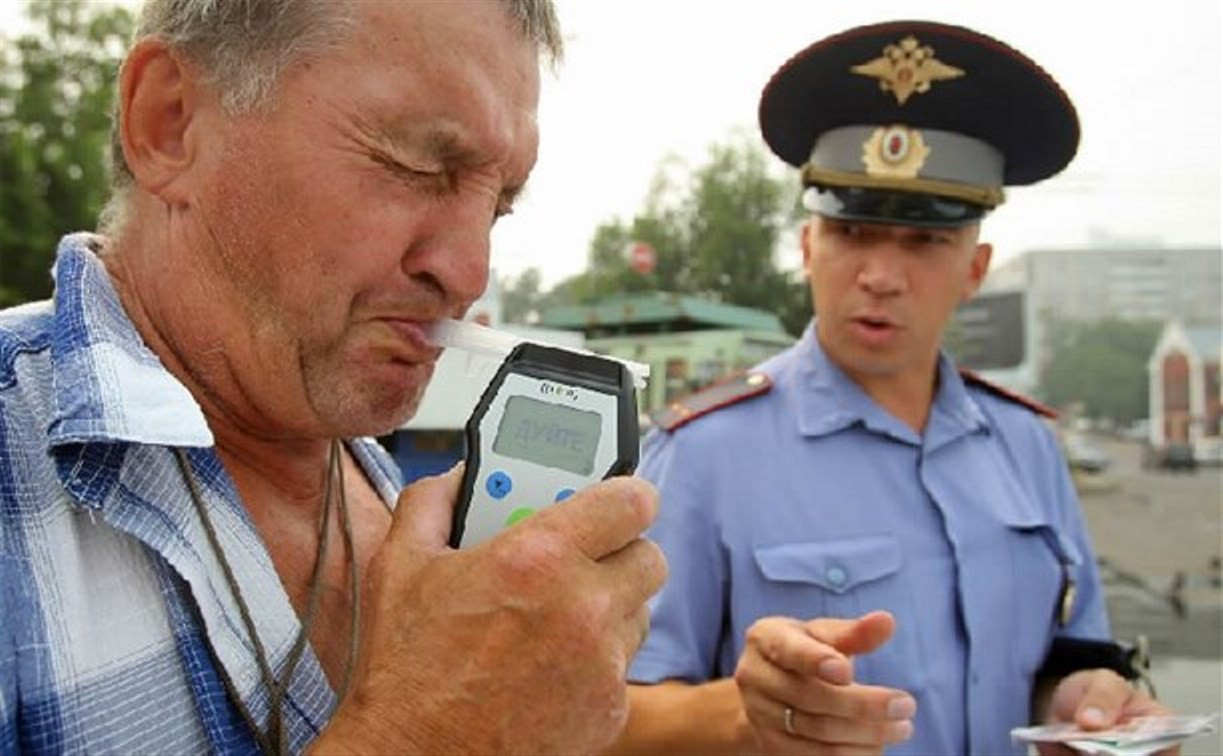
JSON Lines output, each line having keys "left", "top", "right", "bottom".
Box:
{"left": 486, "top": 471, "right": 512, "bottom": 499}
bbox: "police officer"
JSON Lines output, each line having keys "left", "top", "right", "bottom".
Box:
{"left": 610, "top": 20, "right": 1173, "bottom": 755}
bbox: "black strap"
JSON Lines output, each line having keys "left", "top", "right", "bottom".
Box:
{"left": 1038, "top": 636, "right": 1156, "bottom": 697}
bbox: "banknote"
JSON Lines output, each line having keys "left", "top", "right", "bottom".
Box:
{"left": 1011, "top": 714, "right": 1218, "bottom": 755}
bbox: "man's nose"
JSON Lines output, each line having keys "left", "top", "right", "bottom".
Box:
{"left": 404, "top": 196, "right": 494, "bottom": 308}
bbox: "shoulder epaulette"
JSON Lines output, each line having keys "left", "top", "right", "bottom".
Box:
{"left": 958, "top": 368, "right": 1058, "bottom": 419}
{"left": 650, "top": 371, "right": 773, "bottom": 432}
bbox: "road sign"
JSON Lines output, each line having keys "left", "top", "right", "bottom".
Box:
{"left": 626, "top": 241, "right": 656, "bottom": 275}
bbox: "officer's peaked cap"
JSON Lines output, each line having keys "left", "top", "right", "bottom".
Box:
{"left": 759, "top": 20, "right": 1079, "bottom": 227}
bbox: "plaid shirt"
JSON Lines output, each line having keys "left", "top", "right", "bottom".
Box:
{"left": 1, "top": 234, "right": 404, "bottom": 754}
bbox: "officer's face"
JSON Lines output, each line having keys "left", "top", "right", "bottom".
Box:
{"left": 803, "top": 216, "right": 991, "bottom": 386}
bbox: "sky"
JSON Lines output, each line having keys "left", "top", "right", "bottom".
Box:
{"left": 490, "top": 1, "right": 1222, "bottom": 287}
{"left": 3, "top": 1, "right": 1220, "bottom": 291}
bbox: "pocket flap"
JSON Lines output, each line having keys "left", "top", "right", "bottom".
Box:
{"left": 1001, "top": 515, "right": 1084, "bottom": 567}
{"left": 753, "top": 535, "right": 902, "bottom": 594}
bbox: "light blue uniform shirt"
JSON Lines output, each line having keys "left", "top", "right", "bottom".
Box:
{"left": 0, "top": 234, "right": 404, "bottom": 754}
{"left": 629, "top": 323, "right": 1108, "bottom": 755}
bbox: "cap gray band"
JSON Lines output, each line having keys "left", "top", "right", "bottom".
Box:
{"left": 804, "top": 125, "right": 1006, "bottom": 207}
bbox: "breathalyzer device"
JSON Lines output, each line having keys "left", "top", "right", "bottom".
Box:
{"left": 449, "top": 342, "right": 640, "bottom": 548}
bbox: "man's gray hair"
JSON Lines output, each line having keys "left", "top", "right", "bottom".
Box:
{"left": 100, "top": 0, "right": 563, "bottom": 233}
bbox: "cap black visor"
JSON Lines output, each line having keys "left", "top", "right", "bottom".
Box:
{"left": 807, "top": 185, "right": 988, "bottom": 228}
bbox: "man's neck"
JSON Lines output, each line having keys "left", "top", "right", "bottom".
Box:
{"left": 100, "top": 218, "right": 335, "bottom": 506}
{"left": 213, "top": 430, "right": 335, "bottom": 505}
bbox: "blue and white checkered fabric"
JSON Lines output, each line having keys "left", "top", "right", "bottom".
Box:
{"left": 1, "top": 234, "right": 405, "bottom": 754}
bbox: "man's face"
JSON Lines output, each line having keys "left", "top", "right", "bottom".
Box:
{"left": 802, "top": 215, "right": 991, "bottom": 384}
{"left": 182, "top": 2, "right": 540, "bottom": 438}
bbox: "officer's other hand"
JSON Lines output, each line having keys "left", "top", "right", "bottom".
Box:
{"left": 1038, "top": 669, "right": 1179, "bottom": 756}
{"left": 734, "top": 611, "right": 916, "bottom": 754}
{"left": 315, "top": 467, "right": 667, "bottom": 755}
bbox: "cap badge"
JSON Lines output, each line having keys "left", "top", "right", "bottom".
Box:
{"left": 863, "top": 126, "right": 930, "bottom": 178}
{"left": 851, "top": 35, "right": 965, "bottom": 105}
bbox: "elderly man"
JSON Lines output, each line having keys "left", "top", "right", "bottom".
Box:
{"left": 0, "top": 1, "right": 664, "bottom": 753}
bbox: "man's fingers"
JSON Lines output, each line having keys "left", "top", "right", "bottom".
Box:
{"left": 526, "top": 476, "right": 660, "bottom": 560}
{"left": 386, "top": 462, "right": 465, "bottom": 549}
{"left": 386, "top": 470, "right": 658, "bottom": 565}
{"left": 595, "top": 536, "right": 669, "bottom": 616}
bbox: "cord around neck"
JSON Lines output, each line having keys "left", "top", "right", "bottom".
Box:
{"left": 175, "top": 439, "right": 360, "bottom": 755}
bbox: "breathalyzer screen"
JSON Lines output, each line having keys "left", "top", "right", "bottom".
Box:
{"left": 492, "top": 395, "right": 602, "bottom": 476}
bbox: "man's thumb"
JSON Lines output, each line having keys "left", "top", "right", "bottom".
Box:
{"left": 386, "top": 462, "right": 465, "bottom": 549}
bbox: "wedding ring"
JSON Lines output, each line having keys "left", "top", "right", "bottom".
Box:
{"left": 783, "top": 705, "right": 796, "bottom": 736}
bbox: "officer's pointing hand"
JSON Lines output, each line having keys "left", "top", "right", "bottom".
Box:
{"left": 734, "top": 611, "right": 916, "bottom": 754}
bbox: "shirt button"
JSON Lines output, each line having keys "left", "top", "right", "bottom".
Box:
{"left": 826, "top": 565, "right": 847, "bottom": 587}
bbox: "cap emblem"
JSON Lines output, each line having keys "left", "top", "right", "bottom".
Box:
{"left": 851, "top": 35, "right": 965, "bottom": 105}
{"left": 863, "top": 125, "right": 930, "bottom": 178}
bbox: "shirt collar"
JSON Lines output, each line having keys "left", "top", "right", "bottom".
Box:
{"left": 926, "top": 353, "right": 990, "bottom": 450}
{"left": 794, "top": 321, "right": 987, "bottom": 445}
{"left": 47, "top": 233, "right": 213, "bottom": 448}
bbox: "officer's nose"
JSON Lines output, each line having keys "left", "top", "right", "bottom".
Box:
{"left": 856, "top": 246, "right": 906, "bottom": 297}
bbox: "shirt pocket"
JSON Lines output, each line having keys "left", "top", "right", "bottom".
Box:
{"left": 744, "top": 536, "right": 919, "bottom": 692}
{"left": 998, "top": 514, "right": 1084, "bottom": 674}
{"left": 753, "top": 535, "right": 902, "bottom": 596}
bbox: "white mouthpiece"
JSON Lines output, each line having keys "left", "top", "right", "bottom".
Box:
{"left": 425, "top": 318, "right": 650, "bottom": 390}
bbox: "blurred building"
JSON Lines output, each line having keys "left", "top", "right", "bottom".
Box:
{"left": 1147, "top": 321, "right": 1222, "bottom": 464}
{"left": 984, "top": 246, "right": 1221, "bottom": 324}
{"left": 538, "top": 292, "right": 794, "bottom": 416}
{"left": 968, "top": 246, "right": 1222, "bottom": 394}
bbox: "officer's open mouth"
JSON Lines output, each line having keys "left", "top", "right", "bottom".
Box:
{"left": 855, "top": 315, "right": 896, "bottom": 332}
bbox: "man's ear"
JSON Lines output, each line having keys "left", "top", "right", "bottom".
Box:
{"left": 117, "top": 39, "right": 208, "bottom": 203}
{"left": 962, "top": 241, "right": 993, "bottom": 301}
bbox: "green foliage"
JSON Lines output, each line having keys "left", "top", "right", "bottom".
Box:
{"left": 539, "top": 133, "right": 813, "bottom": 336}
{"left": 1038, "top": 317, "right": 1163, "bottom": 424}
{"left": 500, "top": 267, "right": 543, "bottom": 324}
{"left": 0, "top": 0, "right": 132, "bottom": 306}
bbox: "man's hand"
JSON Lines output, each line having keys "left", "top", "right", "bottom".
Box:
{"left": 733, "top": 611, "right": 916, "bottom": 754}
{"left": 1038, "top": 669, "right": 1179, "bottom": 756}
{"left": 314, "top": 465, "right": 667, "bottom": 754}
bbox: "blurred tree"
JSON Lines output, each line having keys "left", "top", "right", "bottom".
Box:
{"left": 499, "top": 267, "right": 543, "bottom": 324}
{"left": 1039, "top": 317, "right": 1162, "bottom": 424}
{"left": 546, "top": 134, "right": 813, "bottom": 336}
{"left": 0, "top": 0, "right": 132, "bottom": 306}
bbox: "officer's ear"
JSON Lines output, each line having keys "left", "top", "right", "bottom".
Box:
{"left": 117, "top": 38, "right": 212, "bottom": 204}
{"left": 801, "top": 219, "right": 817, "bottom": 277}
{"left": 961, "top": 241, "right": 993, "bottom": 301}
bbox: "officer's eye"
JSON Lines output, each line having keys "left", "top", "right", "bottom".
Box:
{"left": 835, "top": 222, "right": 864, "bottom": 238}
{"left": 908, "top": 230, "right": 953, "bottom": 247}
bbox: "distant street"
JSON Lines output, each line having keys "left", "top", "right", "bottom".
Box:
{"left": 1073, "top": 435, "right": 1222, "bottom": 752}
